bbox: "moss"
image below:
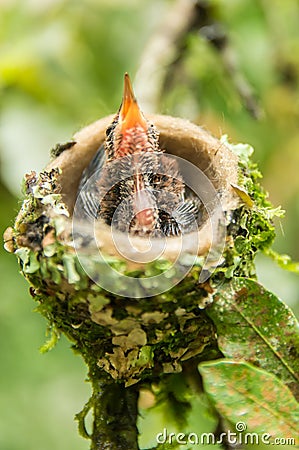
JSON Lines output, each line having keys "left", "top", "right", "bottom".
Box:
{"left": 218, "top": 136, "right": 283, "bottom": 279}
{"left": 5, "top": 133, "right": 293, "bottom": 450}
{"left": 5, "top": 137, "right": 283, "bottom": 387}
{"left": 50, "top": 141, "right": 76, "bottom": 159}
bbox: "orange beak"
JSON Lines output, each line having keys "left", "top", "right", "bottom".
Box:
{"left": 119, "top": 73, "right": 147, "bottom": 132}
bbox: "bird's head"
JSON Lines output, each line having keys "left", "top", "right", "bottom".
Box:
{"left": 104, "top": 73, "right": 159, "bottom": 160}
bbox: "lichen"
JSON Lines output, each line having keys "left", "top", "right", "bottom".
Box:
{"left": 4, "top": 137, "right": 283, "bottom": 386}
{"left": 218, "top": 136, "right": 283, "bottom": 279}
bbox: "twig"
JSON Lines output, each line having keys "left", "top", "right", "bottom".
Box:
{"left": 200, "top": 23, "right": 262, "bottom": 119}
{"left": 135, "top": 0, "right": 200, "bottom": 113}
{"left": 135, "top": 0, "right": 262, "bottom": 119}
{"left": 89, "top": 368, "right": 139, "bottom": 450}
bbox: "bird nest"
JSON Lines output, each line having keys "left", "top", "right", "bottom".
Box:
{"left": 46, "top": 114, "right": 239, "bottom": 266}
{"left": 4, "top": 113, "right": 246, "bottom": 384}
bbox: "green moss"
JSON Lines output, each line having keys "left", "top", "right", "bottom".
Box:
{"left": 6, "top": 138, "right": 286, "bottom": 386}
{"left": 219, "top": 136, "right": 283, "bottom": 279}
{"left": 6, "top": 136, "right": 296, "bottom": 450}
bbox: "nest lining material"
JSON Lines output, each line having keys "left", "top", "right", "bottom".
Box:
{"left": 46, "top": 114, "right": 240, "bottom": 264}
{"left": 5, "top": 115, "right": 279, "bottom": 384}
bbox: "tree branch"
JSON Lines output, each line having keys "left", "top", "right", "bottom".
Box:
{"left": 135, "top": 0, "right": 201, "bottom": 113}
{"left": 90, "top": 370, "right": 139, "bottom": 450}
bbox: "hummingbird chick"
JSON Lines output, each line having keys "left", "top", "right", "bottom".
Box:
{"left": 77, "top": 74, "right": 200, "bottom": 237}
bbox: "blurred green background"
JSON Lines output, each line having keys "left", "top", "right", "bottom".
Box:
{"left": 1, "top": 0, "right": 299, "bottom": 449}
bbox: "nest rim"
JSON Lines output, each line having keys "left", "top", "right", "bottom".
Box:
{"left": 45, "top": 114, "right": 239, "bottom": 264}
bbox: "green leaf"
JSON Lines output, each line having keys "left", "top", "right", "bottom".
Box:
{"left": 206, "top": 278, "right": 299, "bottom": 399}
{"left": 199, "top": 360, "right": 299, "bottom": 440}
{"left": 231, "top": 183, "right": 254, "bottom": 208}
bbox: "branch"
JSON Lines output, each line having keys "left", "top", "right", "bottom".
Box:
{"left": 135, "top": 0, "right": 262, "bottom": 119}
{"left": 90, "top": 369, "right": 139, "bottom": 450}
{"left": 135, "top": 0, "right": 200, "bottom": 113}
{"left": 200, "top": 23, "right": 262, "bottom": 119}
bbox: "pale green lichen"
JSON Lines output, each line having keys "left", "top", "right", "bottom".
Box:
{"left": 5, "top": 138, "right": 287, "bottom": 385}
{"left": 5, "top": 135, "right": 299, "bottom": 450}
{"left": 218, "top": 136, "right": 284, "bottom": 279}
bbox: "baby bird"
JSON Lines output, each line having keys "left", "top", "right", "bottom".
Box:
{"left": 77, "top": 74, "right": 199, "bottom": 237}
